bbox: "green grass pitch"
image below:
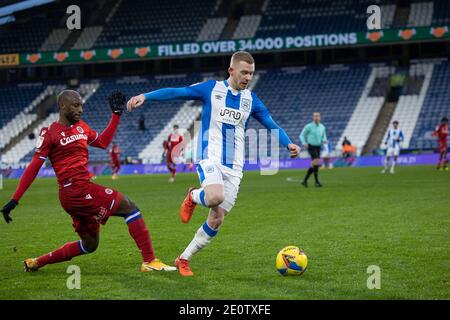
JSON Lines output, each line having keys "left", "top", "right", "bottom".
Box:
{"left": 0, "top": 166, "right": 449, "bottom": 300}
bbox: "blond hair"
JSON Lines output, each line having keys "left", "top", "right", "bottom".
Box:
{"left": 230, "top": 51, "right": 255, "bottom": 66}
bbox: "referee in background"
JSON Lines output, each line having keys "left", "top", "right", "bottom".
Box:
{"left": 299, "top": 112, "right": 328, "bottom": 187}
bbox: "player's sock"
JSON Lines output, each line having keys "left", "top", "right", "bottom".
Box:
{"left": 124, "top": 209, "right": 155, "bottom": 263}
{"left": 304, "top": 167, "right": 313, "bottom": 182}
{"left": 36, "top": 240, "right": 87, "bottom": 267}
{"left": 180, "top": 221, "right": 218, "bottom": 260}
{"left": 191, "top": 188, "right": 208, "bottom": 207}
{"left": 384, "top": 159, "right": 389, "bottom": 171}
{"left": 313, "top": 165, "right": 319, "bottom": 183}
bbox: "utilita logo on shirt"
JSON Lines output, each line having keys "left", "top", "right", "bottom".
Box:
{"left": 60, "top": 133, "right": 88, "bottom": 146}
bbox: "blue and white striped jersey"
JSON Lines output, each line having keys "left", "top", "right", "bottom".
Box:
{"left": 385, "top": 128, "right": 404, "bottom": 149}
{"left": 187, "top": 80, "right": 286, "bottom": 176}
{"left": 144, "top": 79, "right": 293, "bottom": 177}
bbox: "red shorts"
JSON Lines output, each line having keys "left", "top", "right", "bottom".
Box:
{"left": 438, "top": 143, "right": 447, "bottom": 154}
{"left": 59, "top": 182, "right": 123, "bottom": 238}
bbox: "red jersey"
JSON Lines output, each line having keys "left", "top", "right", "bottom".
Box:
{"left": 166, "top": 133, "right": 183, "bottom": 155}
{"left": 34, "top": 120, "right": 99, "bottom": 188}
{"left": 109, "top": 145, "right": 120, "bottom": 160}
{"left": 433, "top": 123, "right": 448, "bottom": 146}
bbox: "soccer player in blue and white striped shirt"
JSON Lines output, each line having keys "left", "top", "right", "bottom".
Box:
{"left": 382, "top": 120, "right": 404, "bottom": 174}
{"left": 127, "top": 51, "right": 300, "bottom": 276}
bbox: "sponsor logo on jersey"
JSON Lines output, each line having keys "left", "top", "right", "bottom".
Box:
{"left": 216, "top": 106, "right": 243, "bottom": 126}
{"left": 215, "top": 94, "right": 223, "bottom": 100}
{"left": 95, "top": 207, "right": 108, "bottom": 223}
{"left": 60, "top": 133, "right": 88, "bottom": 146}
{"left": 205, "top": 165, "right": 215, "bottom": 173}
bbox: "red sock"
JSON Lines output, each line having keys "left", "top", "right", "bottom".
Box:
{"left": 36, "top": 241, "right": 84, "bottom": 267}
{"left": 125, "top": 210, "right": 155, "bottom": 263}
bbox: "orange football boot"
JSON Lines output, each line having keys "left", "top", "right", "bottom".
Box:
{"left": 180, "top": 187, "right": 197, "bottom": 223}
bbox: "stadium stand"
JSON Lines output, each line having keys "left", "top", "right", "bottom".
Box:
{"left": 2, "top": 57, "right": 450, "bottom": 166}
{"left": 381, "top": 63, "right": 434, "bottom": 149}
{"left": 233, "top": 15, "right": 262, "bottom": 39}
{"left": 255, "top": 0, "right": 397, "bottom": 38}
{"left": 0, "top": 83, "right": 66, "bottom": 150}
{"left": 409, "top": 60, "right": 450, "bottom": 149}
{"left": 3, "top": 0, "right": 450, "bottom": 55}
{"left": 40, "top": 28, "right": 71, "bottom": 51}
{"left": 12, "top": 74, "right": 204, "bottom": 165}
{"left": 94, "top": 0, "right": 217, "bottom": 47}
{"left": 197, "top": 17, "right": 228, "bottom": 41}
{"left": 407, "top": 2, "right": 434, "bottom": 27}
{"left": 338, "top": 66, "right": 391, "bottom": 154}
{"left": 247, "top": 64, "right": 371, "bottom": 159}
{"left": 72, "top": 26, "right": 104, "bottom": 50}
{"left": 0, "top": 4, "right": 68, "bottom": 53}
{"left": 0, "top": 83, "right": 45, "bottom": 128}
{"left": 432, "top": 0, "right": 450, "bottom": 25}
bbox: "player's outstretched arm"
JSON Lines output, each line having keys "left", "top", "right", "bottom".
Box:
{"left": 90, "top": 91, "right": 126, "bottom": 149}
{"left": 251, "top": 94, "right": 300, "bottom": 158}
{"left": 127, "top": 83, "right": 210, "bottom": 112}
{"left": 1, "top": 157, "right": 45, "bottom": 223}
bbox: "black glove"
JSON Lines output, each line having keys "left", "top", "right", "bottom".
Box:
{"left": 1, "top": 199, "right": 18, "bottom": 224}
{"left": 108, "top": 90, "right": 126, "bottom": 116}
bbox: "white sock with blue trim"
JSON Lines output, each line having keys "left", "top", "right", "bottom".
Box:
{"left": 180, "top": 221, "right": 218, "bottom": 260}
{"left": 191, "top": 188, "right": 208, "bottom": 207}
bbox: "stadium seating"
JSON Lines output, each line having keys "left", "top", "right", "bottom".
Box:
{"left": 197, "top": 17, "right": 227, "bottom": 41}
{"left": 233, "top": 15, "right": 262, "bottom": 39}
{"left": 0, "top": 84, "right": 45, "bottom": 128}
{"left": 381, "top": 63, "right": 434, "bottom": 149}
{"left": 408, "top": 2, "right": 434, "bottom": 27}
{"left": 255, "top": 0, "right": 397, "bottom": 38}
{"left": 409, "top": 60, "right": 450, "bottom": 149}
{"left": 94, "top": 0, "right": 217, "bottom": 47}
{"left": 432, "top": 0, "right": 450, "bottom": 25}
{"left": 247, "top": 64, "right": 371, "bottom": 159}
{"left": 2, "top": 59, "right": 449, "bottom": 166}
{"left": 15, "top": 74, "right": 203, "bottom": 164}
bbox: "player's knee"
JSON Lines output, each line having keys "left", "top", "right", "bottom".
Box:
{"left": 81, "top": 238, "right": 99, "bottom": 253}
{"left": 206, "top": 192, "right": 225, "bottom": 207}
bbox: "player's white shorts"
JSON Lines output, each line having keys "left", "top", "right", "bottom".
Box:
{"left": 196, "top": 159, "right": 241, "bottom": 212}
{"left": 386, "top": 146, "right": 400, "bottom": 157}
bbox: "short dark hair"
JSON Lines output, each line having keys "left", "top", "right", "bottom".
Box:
{"left": 442, "top": 117, "right": 448, "bottom": 123}
{"left": 393, "top": 120, "right": 399, "bottom": 125}
{"left": 231, "top": 51, "right": 255, "bottom": 65}
{"left": 173, "top": 124, "right": 179, "bottom": 129}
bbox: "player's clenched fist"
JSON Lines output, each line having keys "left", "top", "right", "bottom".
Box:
{"left": 127, "top": 94, "right": 146, "bottom": 112}
{"left": 288, "top": 144, "right": 301, "bottom": 158}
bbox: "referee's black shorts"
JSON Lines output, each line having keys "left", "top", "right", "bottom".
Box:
{"left": 307, "top": 145, "right": 321, "bottom": 160}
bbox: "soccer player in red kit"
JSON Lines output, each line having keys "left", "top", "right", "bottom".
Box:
{"left": 109, "top": 141, "right": 121, "bottom": 180}
{"left": 433, "top": 116, "right": 449, "bottom": 170}
{"left": 163, "top": 124, "right": 184, "bottom": 183}
{"left": 1, "top": 90, "right": 175, "bottom": 273}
